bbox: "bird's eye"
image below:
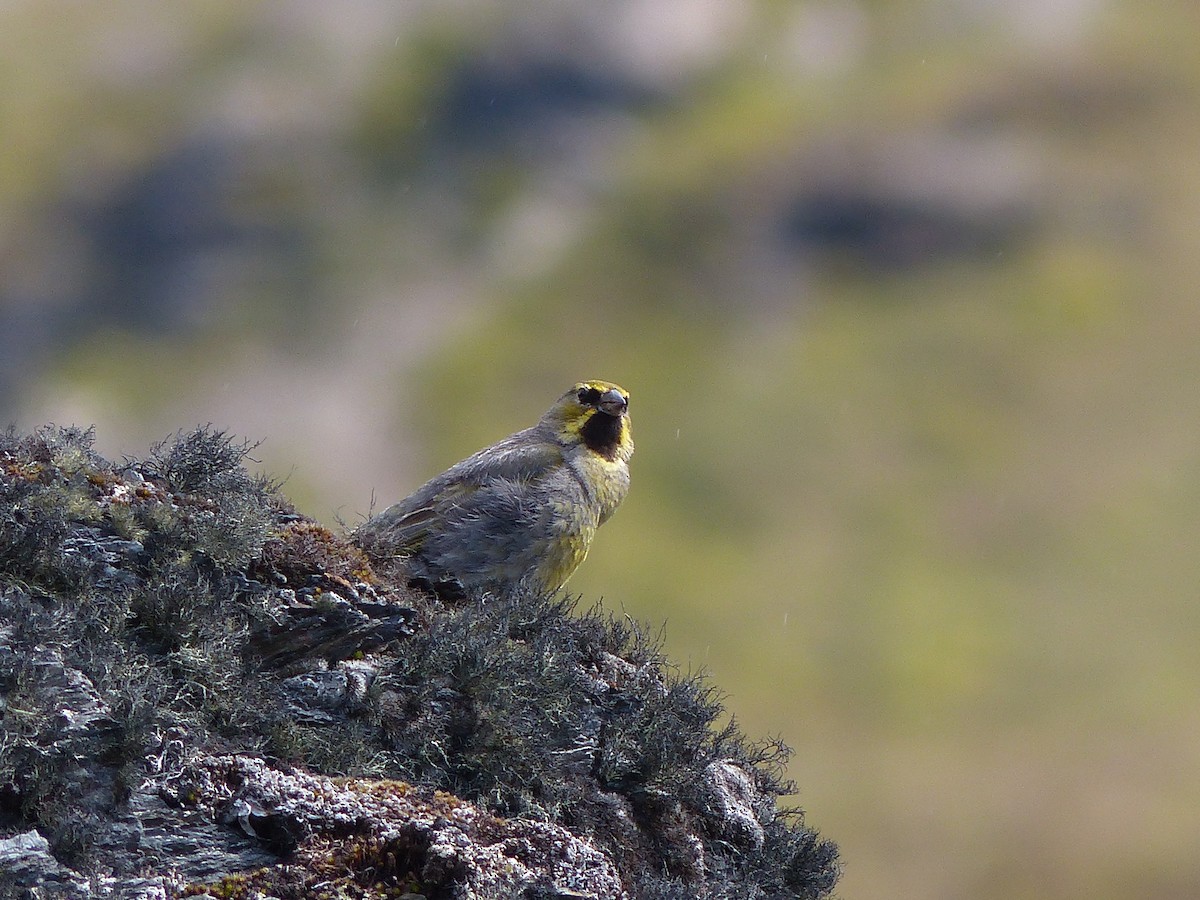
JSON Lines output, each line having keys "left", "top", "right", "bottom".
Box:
{"left": 577, "top": 387, "right": 601, "bottom": 405}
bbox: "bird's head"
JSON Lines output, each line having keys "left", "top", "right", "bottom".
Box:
{"left": 545, "top": 380, "right": 633, "bottom": 462}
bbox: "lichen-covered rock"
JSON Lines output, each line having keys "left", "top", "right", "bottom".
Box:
{"left": 0, "top": 425, "right": 839, "bottom": 899}
{"left": 0, "top": 830, "right": 88, "bottom": 897}
{"left": 168, "top": 754, "right": 626, "bottom": 898}
{"left": 701, "top": 760, "right": 767, "bottom": 851}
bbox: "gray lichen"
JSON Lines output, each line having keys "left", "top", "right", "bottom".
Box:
{"left": 0, "top": 425, "right": 839, "bottom": 899}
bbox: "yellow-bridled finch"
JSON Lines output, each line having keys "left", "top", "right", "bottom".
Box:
{"left": 355, "top": 380, "right": 633, "bottom": 597}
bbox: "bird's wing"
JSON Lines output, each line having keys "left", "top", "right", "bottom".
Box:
{"left": 358, "top": 431, "right": 564, "bottom": 552}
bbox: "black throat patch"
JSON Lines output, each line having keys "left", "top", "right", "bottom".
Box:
{"left": 580, "top": 411, "right": 624, "bottom": 461}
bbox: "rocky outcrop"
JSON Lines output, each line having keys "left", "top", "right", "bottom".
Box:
{"left": 0, "top": 426, "right": 838, "bottom": 898}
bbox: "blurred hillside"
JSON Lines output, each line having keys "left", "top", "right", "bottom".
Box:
{"left": 4, "top": 2, "right": 1200, "bottom": 899}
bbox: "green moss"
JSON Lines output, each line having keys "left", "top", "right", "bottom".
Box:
{"left": 106, "top": 502, "right": 144, "bottom": 542}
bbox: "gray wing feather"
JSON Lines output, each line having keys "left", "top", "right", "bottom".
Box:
{"left": 357, "top": 426, "right": 564, "bottom": 552}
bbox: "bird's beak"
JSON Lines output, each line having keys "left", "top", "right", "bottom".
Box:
{"left": 598, "top": 389, "right": 628, "bottom": 417}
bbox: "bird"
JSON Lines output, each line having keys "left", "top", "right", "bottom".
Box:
{"left": 355, "top": 380, "right": 633, "bottom": 598}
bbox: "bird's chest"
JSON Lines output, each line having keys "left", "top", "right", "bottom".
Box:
{"left": 569, "top": 454, "right": 630, "bottom": 525}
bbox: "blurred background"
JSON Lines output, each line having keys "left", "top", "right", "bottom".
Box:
{"left": 4, "top": 2, "right": 1199, "bottom": 897}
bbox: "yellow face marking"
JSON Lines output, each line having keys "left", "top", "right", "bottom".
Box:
{"left": 554, "top": 381, "right": 632, "bottom": 458}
